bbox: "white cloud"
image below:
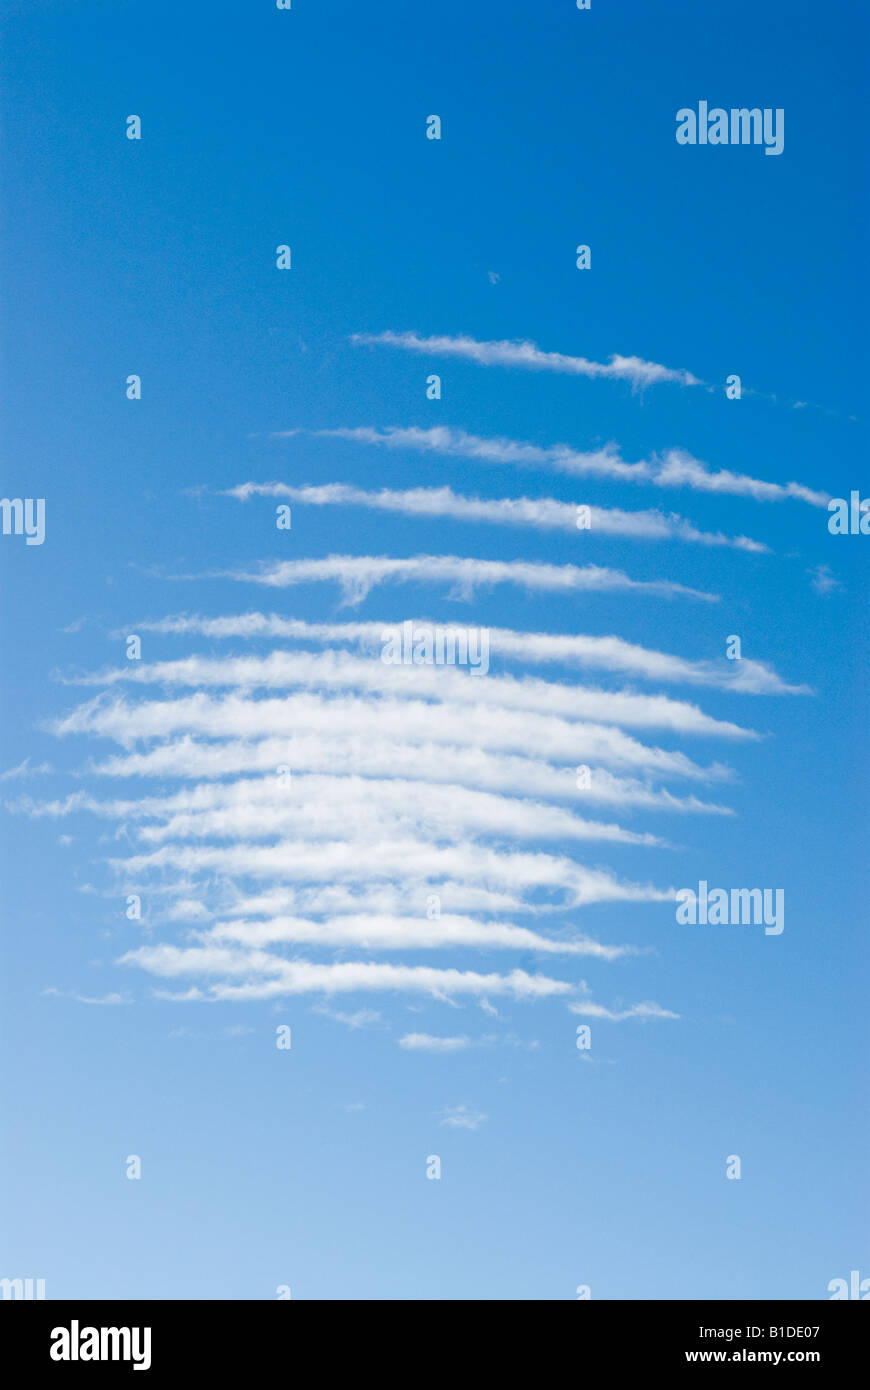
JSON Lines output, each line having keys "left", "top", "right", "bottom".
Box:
{"left": 52, "top": 691, "right": 730, "bottom": 781}
{"left": 214, "top": 553, "right": 718, "bottom": 605}
{"left": 0, "top": 759, "right": 52, "bottom": 780}
{"left": 314, "top": 1006, "right": 383, "bottom": 1030}
{"left": 133, "top": 611, "right": 808, "bottom": 696}
{"left": 282, "top": 425, "right": 828, "bottom": 508}
{"left": 400, "top": 1033, "right": 474, "bottom": 1052}
{"left": 808, "top": 564, "right": 842, "bottom": 595}
{"left": 438, "top": 1104, "right": 488, "bottom": 1129}
{"left": 42, "top": 987, "right": 132, "bottom": 1006}
{"left": 204, "top": 912, "right": 638, "bottom": 960}
{"left": 119, "top": 948, "right": 579, "bottom": 1002}
{"left": 36, "top": 583, "right": 757, "bottom": 1028}
{"left": 57, "top": 737, "right": 733, "bottom": 817}
{"left": 569, "top": 999, "right": 680, "bottom": 1021}
{"left": 110, "top": 836, "right": 675, "bottom": 913}
{"left": 28, "top": 773, "right": 667, "bottom": 851}
{"left": 350, "top": 330, "right": 701, "bottom": 388}
{"left": 223, "top": 480, "right": 769, "bottom": 553}
{"left": 71, "top": 647, "right": 756, "bottom": 740}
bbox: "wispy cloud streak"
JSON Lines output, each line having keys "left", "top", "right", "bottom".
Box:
{"left": 278, "top": 425, "right": 827, "bottom": 508}
{"left": 122, "top": 950, "right": 581, "bottom": 1001}
{"left": 223, "top": 480, "right": 769, "bottom": 553}
{"left": 210, "top": 553, "right": 718, "bottom": 604}
{"left": 350, "top": 330, "right": 701, "bottom": 388}
{"left": 52, "top": 691, "right": 732, "bottom": 781}
{"left": 67, "top": 649, "right": 757, "bottom": 740}
{"left": 134, "top": 612, "right": 809, "bottom": 695}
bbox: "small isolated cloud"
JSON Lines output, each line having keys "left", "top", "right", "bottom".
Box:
{"left": 487, "top": 272, "right": 500, "bottom": 284}
{"left": 167, "top": 899, "right": 213, "bottom": 922}
{"left": 808, "top": 564, "right": 842, "bottom": 595}
{"left": 314, "top": 1005, "right": 384, "bottom": 1030}
{"left": 401, "top": 1031, "right": 536, "bottom": 1053}
{"left": 42, "top": 986, "right": 132, "bottom": 1006}
{"left": 400, "top": 1033, "right": 473, "bottom": 1052}
{"left": 569, "top": 999, "right": 680, "bottom": 1022}
{"left": 0, "top": 759, "right": 52, "bottom": 781}
{"left": 439, "top": 1104, "right": 488, "bottom": 1130}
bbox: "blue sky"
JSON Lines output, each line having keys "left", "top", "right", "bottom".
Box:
{"left": 1, "top": 0, "right": 867, "bottom": 1299}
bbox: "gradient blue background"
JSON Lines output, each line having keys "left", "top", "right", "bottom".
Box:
{"left": 0, "top": 0, "right": 866, "bottom": 1298}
